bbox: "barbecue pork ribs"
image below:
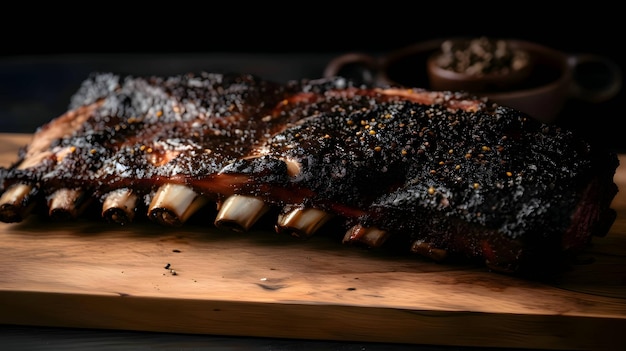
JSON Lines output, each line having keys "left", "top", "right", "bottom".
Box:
{"left": 0, "top": 72, "right": 619, "bottom": 276}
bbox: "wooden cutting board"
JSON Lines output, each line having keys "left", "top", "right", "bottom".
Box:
{"left": 1, "top": 133, "right": 625, "bottom": 350}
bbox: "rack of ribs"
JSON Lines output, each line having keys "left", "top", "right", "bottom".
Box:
{"left": 0, "top": 72, "right": 619, "bottom": 277}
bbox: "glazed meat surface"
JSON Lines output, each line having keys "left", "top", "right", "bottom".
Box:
{"left": 0, "top": 72, "right": 619, "bottom": 277}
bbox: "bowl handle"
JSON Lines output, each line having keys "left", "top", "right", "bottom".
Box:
{"left": 323, "top": 53, "right": 380, "bottom": 84}
{"left": 568, "top": 54, "right": 622, "bottom": 103}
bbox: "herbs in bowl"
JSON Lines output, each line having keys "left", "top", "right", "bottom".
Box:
{"left": 427, "top": 37, "right": 533, "bottom": 93}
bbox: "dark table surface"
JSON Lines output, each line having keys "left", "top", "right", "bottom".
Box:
{"left": 0, "top": 324, "right": 467, "bottom": 351}
{"left": 0, "top": 48, "right": 622, "bottom": 351}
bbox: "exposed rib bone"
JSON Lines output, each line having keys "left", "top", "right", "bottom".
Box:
{"left": 410, "top": 240, "right": 448, "bottom": 262}
{"left": 280, "top": 157, "right": 301, "bottom": 177}
{"left": 0, "top": 183, "right": 36, "bottom": 223}
{"left": 102, "top": 188, "right": 138, "bottom": 225}
{"left": 47, "top": 188, "right": 90, "bottom": 221}
{"left": 148, "top": 184, "right": 208, "bottom": 226}
{"left": 343, "top": 224, "right": 390, "bottom": 248}
{"left": 275, "top": 207, "right": 334, "bottom": 238}
{"left": 214, "top": 195, "right": 270, "bottom": 232}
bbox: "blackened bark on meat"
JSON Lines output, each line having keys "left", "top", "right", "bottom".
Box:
{"left": 215, "top": 80, "right": 619, "bottom": 278}
{"left": 0, "top": 73, "right": 619, "bottom": 278}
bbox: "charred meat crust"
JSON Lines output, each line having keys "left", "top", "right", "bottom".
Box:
{"left": 0, "top": 72, "right": 619, "bottom": 277}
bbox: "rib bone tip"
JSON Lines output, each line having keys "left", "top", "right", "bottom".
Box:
{"left": 214, "top": 195, "right": 269, "bottom": 232}
{"left": 343, "top": 224, "right": 390, "bottom": 248}
{"left": 103, "top": 208, "right": 133, "bottom": 225}
{"left": 47, "top": 188, "right": 88, "bottom": 221}
{"left": 410, "top": 240, "right": 448, "bottom": 262}
{"left": 0, "top": 203, "right": 26, "bottom": 223}
{"left": 275, "top": 207, "right": 333, "bottom": 238}
{"left": 102, "top": 188, "right": 138, "bottom": 225}
{"left": 0, "top": 183, "right": 35, "bottom": 223}
{"left": 148, "top": 184, "right": 207, "bottom": 226}
{"left": 149, "top": 208, "right": 183, "bottom": 227}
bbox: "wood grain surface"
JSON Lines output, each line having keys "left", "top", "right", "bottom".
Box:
{"left": 1, "top": 133, "right": 625, "bottom": 351}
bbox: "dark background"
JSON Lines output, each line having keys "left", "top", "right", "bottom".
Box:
{"left": 1, "top": 7, "right": 624, "bottom": 152}
{"left": 2, "top": 7, "right": 622, "bottom": 60}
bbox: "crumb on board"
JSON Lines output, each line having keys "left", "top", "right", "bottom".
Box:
{"left": 163, "top": 263, "right": 177, "bottom": 275}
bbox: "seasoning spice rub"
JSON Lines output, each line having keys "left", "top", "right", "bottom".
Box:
{"left": 0, "top": 72, "right": 619, "bottom": 278}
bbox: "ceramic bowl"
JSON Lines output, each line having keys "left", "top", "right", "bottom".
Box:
{"left": 324, "top": 38, "right": 622, "bottom": 124}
